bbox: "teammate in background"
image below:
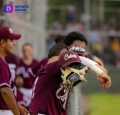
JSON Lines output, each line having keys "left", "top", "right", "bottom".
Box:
{"left": 16, "top": 43, "right": 39, "bottom": 108}
{"left": 0, "top": 26, "right": 26, "bottom": 115}
{"left": 64, "top": 32, "right": 105, "bottom": 66}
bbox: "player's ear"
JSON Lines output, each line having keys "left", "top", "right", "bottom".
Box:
{"left": 0, "top": 39, "right": 7, "bottom": 47}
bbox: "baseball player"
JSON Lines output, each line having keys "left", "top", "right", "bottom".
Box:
{"left": 29, "top": 44, "right": 88, "bottom": 115}
{"left": 0, "top": 26, "right": 21, "bottom": 115}
{"left": 16, "top": 43, "right": 39, "bottom": 108}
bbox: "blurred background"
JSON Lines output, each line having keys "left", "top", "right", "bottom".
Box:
{"left": 0, "top": 0, "right": 120, "bottom": 115}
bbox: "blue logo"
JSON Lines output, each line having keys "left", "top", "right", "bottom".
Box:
{"left": 3, "top": 4, "right": 29, "bottom": 13}
{"left": 15, "top": 5, "right": 29, "bottom": 12}
{"left": 3, "top": 4, "right": 14, "bottom": 13}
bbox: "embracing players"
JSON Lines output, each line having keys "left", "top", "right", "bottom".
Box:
{"left": 29, "top": 43, "right": 111, "bottom": 115}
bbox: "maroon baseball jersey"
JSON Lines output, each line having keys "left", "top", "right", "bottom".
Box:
{"left": 0, "top": 56, "right": 16, "bottom": 110}
{"left": 5, "top": 54, "right": 30, "bottom": 107}
{"left": 29, "top": 61, "right": 69, "bottom": 115}
{"left": 5, "top": 53, "right": 20, "bottom": 80}
{"left": 17, "top": 59, "right": 39, "bottom": 89}
{"left": 32, "top": 57, "right": 48, "bottom": 76}
{"left": 16, "top": 88, "right": 30, "bottom": 107}
{"left": 5, "top": 53, "right": 20, "bottom": 67}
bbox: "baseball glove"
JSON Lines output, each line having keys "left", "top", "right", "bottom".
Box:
{"left": 61, "top": 63, "right": 88, "bottom": 89}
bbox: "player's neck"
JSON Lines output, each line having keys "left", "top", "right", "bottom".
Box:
{"left": 48, "top": 56, "right": 58, "bottom": 64}
{"left": 22, "top": 57, "right": 33, "bottom": 65}
{"left": 0, "top": 48, "right": 6, "bottom": 60}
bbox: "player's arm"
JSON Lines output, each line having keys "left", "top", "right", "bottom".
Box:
{"left": 46, "top": 61, "right": 60, "bottom": 77}
{"left": 79, "top": 56, "right": 111, "bottom": 89}
{"left": 0, "top": 86, "right": 20, "bottom": 115}
{"left": 0, "top": 64, "right": 20, "bottom": 115}
{"left": 80, "top": 56, "right": 104, "bottom": 75}
{"left": 30, "top": 57, "right": 48, "bottom": 77}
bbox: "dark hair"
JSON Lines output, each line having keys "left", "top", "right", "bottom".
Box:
{"left": 48, "top": 44, "right": 68, "bottom": 59}
{"left": 64, "top": 32, "right": 88, "bottom": 46}
{"left": 22, "top": 43, "right": 32, "bottom": 49}
{"left": 54, "top": 35, "right": 65, "bottom": 44}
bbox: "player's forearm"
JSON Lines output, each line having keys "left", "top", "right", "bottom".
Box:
{"left": 96, "top": 64, "right": 108, "bottom": 74}
{"left": 1, "top": 87, "right": 20, "bottom": 115}
{"left": 79, "top": 56, "right": 103, "bottom": 76}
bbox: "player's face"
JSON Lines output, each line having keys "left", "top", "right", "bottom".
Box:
{"left": 72, "top": 40, "right": 86, "bottom": 48}
{"left": 22, "top": 45, "right": 33, "bottom": 59}
{"left": 4, "top": 39, "right": 16, "bottom": 54}
{"left": 15, "top": 76, "right": 24, "bottom": 87}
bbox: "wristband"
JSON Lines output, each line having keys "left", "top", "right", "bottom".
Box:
{"left": 79, "top": 56, "right": 103, "bottom": 76}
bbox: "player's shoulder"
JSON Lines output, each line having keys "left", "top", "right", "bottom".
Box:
{"left": 0, "top": 56, "right": 5, "bottom": 64}
{"left": 0, "top": 57, "right": 8, "bottom": 68}
{"left": 33, "top": 58, "right": 39, "bottom": 64}
{"left": 46, "top": 61, "right": 59, "bottom": 72}
{"left": 36, "top": 64, "right": 47, "bottom": 76}
{"left": 5, "top": 53, "right": 20, "bottom": 64}
{"left": 19, "top": 58, "right": 24, "bottom": 65}
{"left": 46, "top": 60, "right": 58, "bottom": 66}
{"left": 39, "top": 57, "right": 48, "bottom": 64}
{"left": 36, "top": 59, "right": 52, "bottom": 75}
{"left": 40, "top": 57, "right": 48, "bottom": 66}
{"left": 41, "top": 57, "right": 48, "bottom": 62}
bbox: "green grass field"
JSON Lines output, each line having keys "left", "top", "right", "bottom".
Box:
{"left": 90, "top": 93, "right": 120, "bottom": 115}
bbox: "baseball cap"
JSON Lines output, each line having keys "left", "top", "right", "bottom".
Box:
{"left": 59, "top": 50, "right": 81, "bottom": 67}
{"left": 0, "top": 26, "right": 21, "bottom": 40}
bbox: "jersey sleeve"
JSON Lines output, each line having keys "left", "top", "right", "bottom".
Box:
{"left": 32, "top": 57, "right": 48, "bottom": 76}
{"left": 46, "top": 61, "right": 61, "bottom": 79}
{"left": 30, "top": 62, "right": 42, "bottom": 77}
{"left": 0, "top": 64, "right": 11, "bottom": 88}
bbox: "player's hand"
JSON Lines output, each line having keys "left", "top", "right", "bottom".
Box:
{"left": 18, "top": 103, "right": 28, "bottom": 115}
{"left": 99, "top": 73, "right": 111, "bottom": 89}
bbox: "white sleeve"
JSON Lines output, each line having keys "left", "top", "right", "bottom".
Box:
{"left": 79, "top": 56, "right": 103, "bottom": 76}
